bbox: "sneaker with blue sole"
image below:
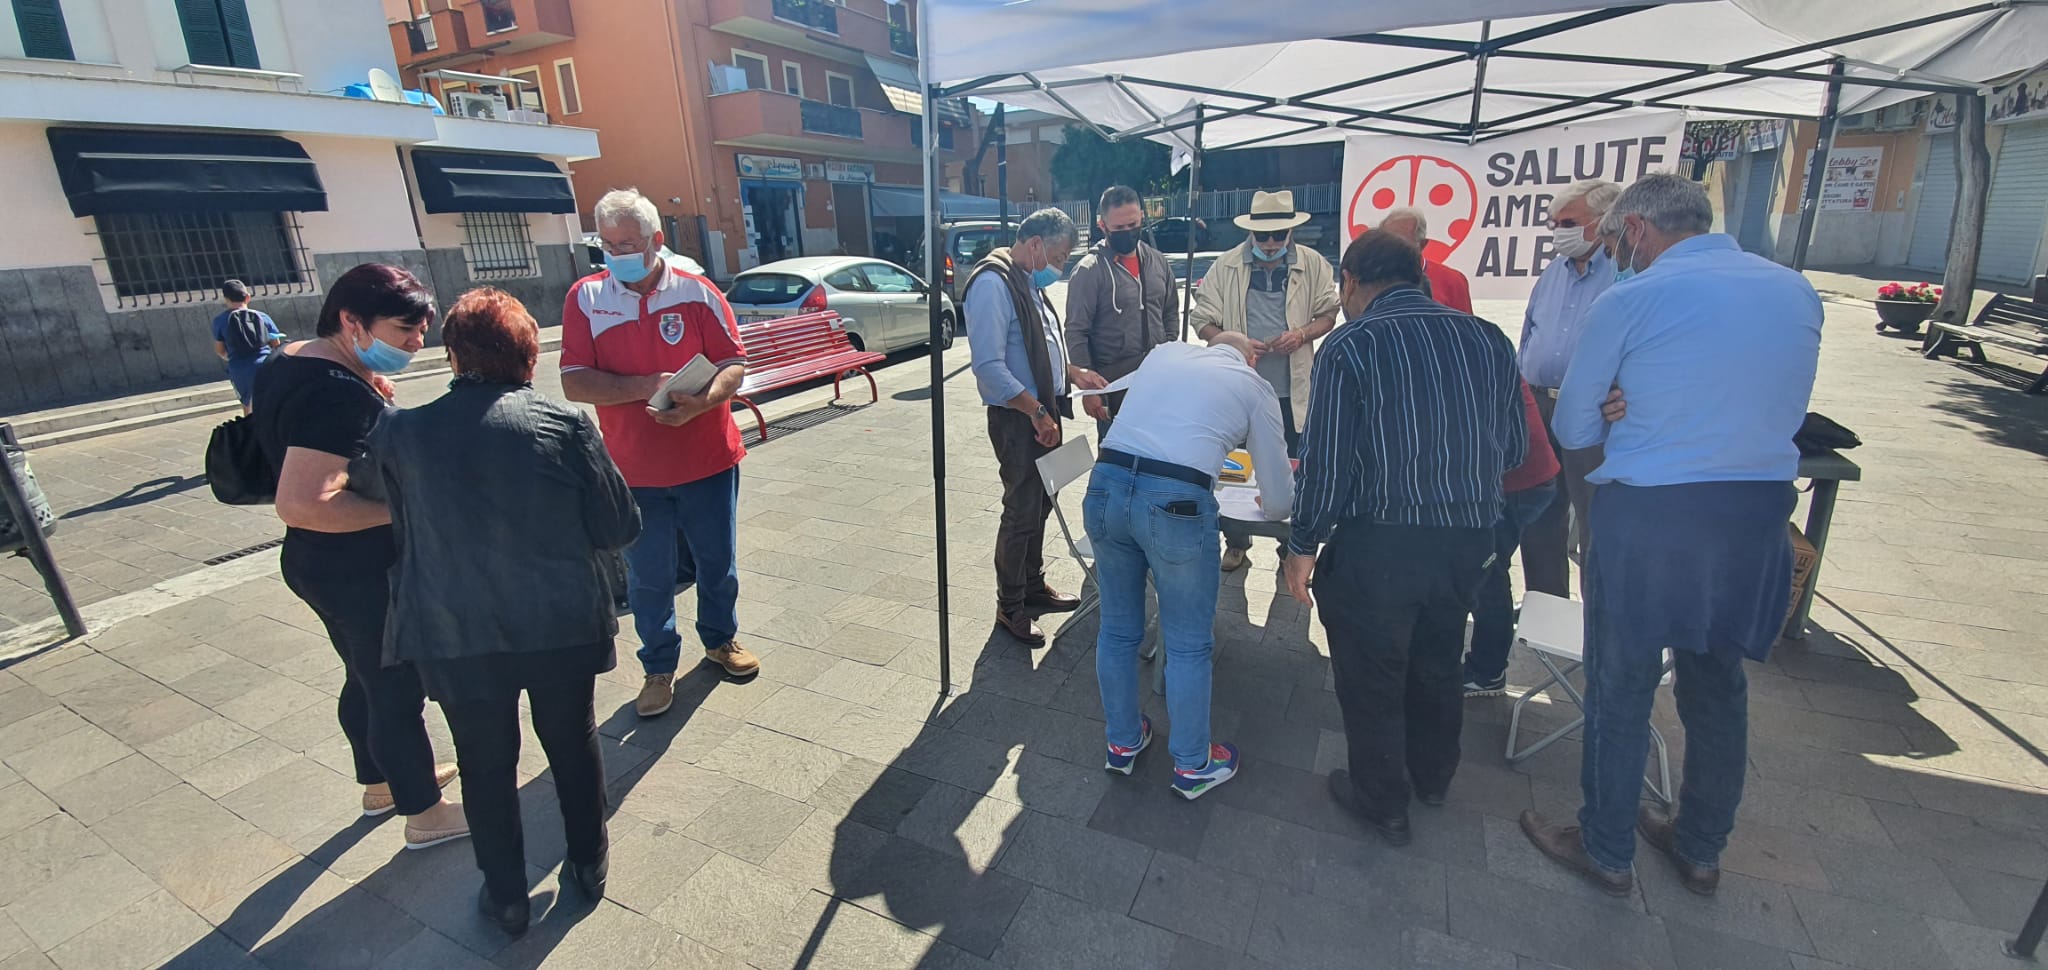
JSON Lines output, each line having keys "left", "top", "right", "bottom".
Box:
{"left": 1105, "top": 715, "right": 1152, "bottom": 775}
{"left": 1171, "top": 742, "right": 1240, "bottom": 800}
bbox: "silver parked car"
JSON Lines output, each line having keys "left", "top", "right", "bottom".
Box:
{"left": 725, "top": 256, "right": 956, "bottom": 354}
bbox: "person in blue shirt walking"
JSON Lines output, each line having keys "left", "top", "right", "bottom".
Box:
{"left": 1519, "top": 174, "right": 1823, "bottom": 899}
{"left": 212, "top": 278, "right": 284, "bottom": 414}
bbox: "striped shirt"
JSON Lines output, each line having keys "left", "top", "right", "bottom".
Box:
{"left": 1286, "top": 286, "right": 1527, "bottom": 556}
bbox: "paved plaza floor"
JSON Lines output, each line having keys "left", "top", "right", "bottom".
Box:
{"left": 2, "top": 288, "right": 2048, "bottom": 969}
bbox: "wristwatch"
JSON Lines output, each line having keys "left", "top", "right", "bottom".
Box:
{"left": 1032, "top": 404, "right": 1051, "bottom": 420}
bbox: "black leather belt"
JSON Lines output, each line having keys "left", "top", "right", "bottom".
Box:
{"left": 1097, "top": 448, "right": 1213, "bottom": 490}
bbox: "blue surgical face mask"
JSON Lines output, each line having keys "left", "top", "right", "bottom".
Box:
{"left": 357, "top": 334, "right": 414, "bottom": 375}
{"left": 1615, "top": 265, "right": 1636, "bottom": 283}
{"left": 1032, "top": 266, "right": 1061, "bottom": 289}
{"left": 605, "top": 249, "right": 658, "bottom": 285}
{"left": 1251, "top": 244, "right": 1285, "bottom": 263}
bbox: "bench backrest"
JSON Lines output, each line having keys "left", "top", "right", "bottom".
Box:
{"left": 1975, "top": 294, "right": 2048, "bottom": 331}
{"left": 738, "top": 311, "right": 863, "bottom": 375}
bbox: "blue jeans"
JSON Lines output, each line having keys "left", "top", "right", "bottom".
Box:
{"left": 1082, "top": 463, "right": 1218, "bottom": 772}
{"left": 1577, "top": 576, "right": 1750, "bottom": 874}
{"left": 1462, "top": 480, "right": 1558, "bottom": 684}
{"left": 623, "top": 466, "right": 740, "bottom": 675}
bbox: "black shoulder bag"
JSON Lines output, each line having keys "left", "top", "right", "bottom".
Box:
{"left": 206, "top": 415, "right": 275, "bottom": 505}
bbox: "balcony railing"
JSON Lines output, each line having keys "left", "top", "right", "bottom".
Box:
{"left": 889, "top": 23, "right": 915, "bottom": 57}
{"left": 480, "top": 0, "right": 517, "bottom": 33}
{"left": 772, "top": 0, "right": 838, "bottom": 34}
{"left": 404, "top": 18, "right": 437, "bottom": 53}
{"left": 801, "top": 99, "right": 862, "bottom": 138}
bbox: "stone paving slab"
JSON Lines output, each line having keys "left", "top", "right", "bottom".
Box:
{"left": 0, "top": 289, "right": 2045, "bottom": 967}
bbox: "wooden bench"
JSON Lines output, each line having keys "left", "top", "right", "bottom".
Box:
{"left": 1923, "top": 294, "right": 2048, "bottom": 394}
{"left": 731, "top": 310, "right": 888, "bottom": 441}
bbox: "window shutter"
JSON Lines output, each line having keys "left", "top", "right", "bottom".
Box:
{"left": 174, "top": 0, "right": 231, "bottom": 67}
{"left": 217, "top": 0, "right": 259, "bottom": 69}
{"left": 12, "top": 0, "right": 76, "bottom": 60}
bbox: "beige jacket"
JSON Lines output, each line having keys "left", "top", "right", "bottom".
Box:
{"left": 1187, "top": 242, "right": 1340, "bottom": 431}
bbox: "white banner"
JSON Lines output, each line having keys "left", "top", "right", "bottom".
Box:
{"left": 1341, "top": 112, "right": 1686, "bottom": 300}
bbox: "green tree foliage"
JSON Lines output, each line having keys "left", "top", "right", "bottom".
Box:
{"left": 1050, "top": 125, "right": 1171, "bottom": 202}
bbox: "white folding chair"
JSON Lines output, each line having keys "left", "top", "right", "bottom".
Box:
{"left": 1033, "top": 436, "right": 1155, "bottom": 657}
{"left": 1503, "top": 592, "right": 1672, "bottom": 805}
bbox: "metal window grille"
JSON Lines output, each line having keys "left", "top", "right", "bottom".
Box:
{"left": 90, "top": 210, "right": 312, "bottom": 309}
{"left": 460, "top": 212, "right": 538, "bottom": 280}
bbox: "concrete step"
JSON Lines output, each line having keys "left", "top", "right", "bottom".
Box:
{"left": 14, "top": 330, "right": 562, "bottom": 449}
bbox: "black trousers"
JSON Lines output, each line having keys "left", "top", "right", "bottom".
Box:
{"left": 1315, "top": 521, "right": 1495, "bottom": 817}
{"left": 282, "top": 549, "right": 440, "bottom": 816}
{"left": 1521, "top": 391, "right": 1604, "bottom": 598}
{"left": 435, "top": 663, "right": 607, "bottom": 906}
{"left": 989, "top": 406, "right": 1055, "bottom": 613}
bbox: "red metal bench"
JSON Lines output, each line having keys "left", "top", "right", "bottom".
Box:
{"left": 731, "top": 310, "right": 888, "bottom": 441}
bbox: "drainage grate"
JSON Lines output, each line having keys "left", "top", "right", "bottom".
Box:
{"left": 202, "top": 537, "right": 285, "bottom": 566}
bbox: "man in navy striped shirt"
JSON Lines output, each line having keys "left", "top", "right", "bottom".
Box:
{"left": 1284, "top": 229, "right": 1526, "bottom": 845}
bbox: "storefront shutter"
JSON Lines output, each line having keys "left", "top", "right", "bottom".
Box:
{"left": 11, "top": 0, "right": 74, "bottom": 60}
{"left": 1906, "top": 134, "right": 1958, "bottom": 273}
{"left": 1979, "top": 123, "right": 2048, "bottom": 284}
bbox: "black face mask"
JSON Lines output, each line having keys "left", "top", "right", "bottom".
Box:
{"left": 1105, "top": 228, "right": 1139, "bottom": 255}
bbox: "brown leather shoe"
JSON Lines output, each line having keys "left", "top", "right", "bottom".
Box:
{"left": 636, "top": 673, "right": 675, "bottom": 717}
{"left": 1024, "top": 584, "right": 1081, "bottom": 613}
{"left": 998, "top": 610, "right": 1045, "bottom": 646}
{"left": 1518, "top": 810, "right": 1633, "bottom": 897}
{"left": 1327, "top": 770, "right": 1411, "bottom": 846}
{"left": 1638, "top": 806, "right": 1720, "bottom": 896}
{"left": 706, "top": 641, "right": 761, "bottom": 677}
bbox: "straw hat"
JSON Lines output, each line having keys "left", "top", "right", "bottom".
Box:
{"left": 1233, "top": 190, "right": 1311, "bottom": 232}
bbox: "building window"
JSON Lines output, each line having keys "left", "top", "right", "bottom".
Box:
{"left": 175, "top": 0, "right": 261, "bottom": 70}
{"left": 479, "top": 0, "right": 515, "bottom": 33}
{"left": 460, "top": 212, "right": 538, "bottom": 279}
{"left": 733, "top": 50, "right": 769, "bottom": 91}
{"left": 826, "top": 71, "right": 854, "bottom": 108}
{"left": 507, "top": 66, "right": 544, "bottom": 112}
{"left": 405, "top": 15, "right": 437, "bottom": 53}
{"left": 12, "top": 0, "right": 75, "bottom": 60}
{"left": 92, "top": 210, "right": 311, "bottom": 308}
{"left": 554, "top": 58, "right": 581, "bottom": 114}
{"left": 782, "top": 62, "right": 802, "bottom": 98}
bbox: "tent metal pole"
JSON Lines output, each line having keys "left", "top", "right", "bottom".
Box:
{"left": 997, "top": 102, "right": 1010, "bottom": 233}
{"left": 937, "top": 73, "right": 1019, "bottom": 99}
{"left": 1790, "top": 59, "right": 1846, "bottom": 271}
{"left": 920, "top": 36, "right": 953, "bottom": 696}
{"left": 1466, "top": 21, "right": 1493, "bottom": 143}
{"left": 1489, "top": 49, "right": 1971, "bottom": 95}
{"left": 1110, "top": 56, "right": 1471, "bottom": 142}
{"left": 1481, "top": 55, "right": 1835, "bottom": 132}
{"left": 1182, "top": 106, "right": 1203, "bottom": 340}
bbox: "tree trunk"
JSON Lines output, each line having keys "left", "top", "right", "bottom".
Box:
{"left": 1932, "top": 94, "right": 1991, "bottom": 330}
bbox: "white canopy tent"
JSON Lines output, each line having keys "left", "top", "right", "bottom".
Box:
{"left": 904, "top": 0, "right": 2048, "bottom": 691}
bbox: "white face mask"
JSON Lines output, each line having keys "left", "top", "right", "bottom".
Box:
{"left": 1551, "top": 224, "right": 1598, "bottom": 261}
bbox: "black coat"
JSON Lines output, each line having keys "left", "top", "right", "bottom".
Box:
{"left": 356, "top": 379, "right": 641, "bottom": 666}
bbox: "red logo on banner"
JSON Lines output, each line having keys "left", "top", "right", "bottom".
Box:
{"left": 1346, "top": 155, "right": 1479, "bottom": 263}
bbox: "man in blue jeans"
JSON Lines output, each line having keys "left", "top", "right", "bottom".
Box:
{"left": 1518, "top": 175, "right": 1821, "bottom": 898}
{"left": 1083, "top": 332, "right": 1292, "bottom": 799}
{"left": 562, "top": 189, "right": 762, "bottom": 719}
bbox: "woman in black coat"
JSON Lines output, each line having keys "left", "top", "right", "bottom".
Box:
{"left": 357, "top": 287, "right": 640, "bottom": 935}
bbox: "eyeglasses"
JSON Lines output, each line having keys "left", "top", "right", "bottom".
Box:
{"left": 1251, "top": 230, "right": 1289, "bottom": 243}
{"left": 598, "top": 239, "right": 650, "bottom": 257}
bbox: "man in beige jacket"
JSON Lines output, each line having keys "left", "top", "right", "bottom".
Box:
{"left": 1190, "top": 190, "right": 1340, "bottom": 571}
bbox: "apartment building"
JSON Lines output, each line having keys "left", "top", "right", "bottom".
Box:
{"left": 385, "top": 0, "right": 980, "bottom": 278}
{"left": 0, "top": 0, "right": 599, "bottom": 412}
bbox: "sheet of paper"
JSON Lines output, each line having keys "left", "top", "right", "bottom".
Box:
{"left": 1215, "top": 484, "right": 1267, "bottom": 523}
{"left": 647, "top": 354, "right": 716, "bottom": 410}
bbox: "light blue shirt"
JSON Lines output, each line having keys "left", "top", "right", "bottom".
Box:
{"left": 1556, "top": 234, "right": 1822, "bottom": 486}
{"left": 1518, "top": 246, "right": 1614, "bottom": 388}
{"left": 966, "top": 271, "right": 1066, "bottom": 407}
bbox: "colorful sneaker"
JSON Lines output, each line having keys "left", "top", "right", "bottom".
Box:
{"left": 1171, "top": 743, "right": 1240, "bottom": 800}
{"left": 1105, "top": 716, "right": 1152, "bottom": 775}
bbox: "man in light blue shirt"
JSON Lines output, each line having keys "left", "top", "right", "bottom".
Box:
{"left": 962, "top": 207, "right": 1100, "bottom": 646}
{"left": 1520, "top": 174, "right": 1822, "bottom": 901}
{"left": 1516, "top": 179, "right": 1619, "bottom": 598}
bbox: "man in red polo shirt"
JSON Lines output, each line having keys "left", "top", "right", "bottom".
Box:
{"left": 1380, "top": 207, "right": 1473, "bottom": 313}
{"left": 562, "top": 188, "right": 760, "bottom": 718}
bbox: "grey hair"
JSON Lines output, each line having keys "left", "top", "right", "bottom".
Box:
{"left": 1606, "top": 173, "right": 1712, "bottom": 235}
{"left": 1380, "top": 206, "right": 1428, "bottom": 243}
{"left": 1553, "top": 179, "right": 1622, "bottom": 219}
{"left": 594, "top": 188, "right": 660, "bottom": 237}
{"left": 1017, "top": 206, "right": 1077, "bottom": 247}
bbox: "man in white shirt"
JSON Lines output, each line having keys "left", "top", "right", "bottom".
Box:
{"left": 1084, "top": 332, "right": 1292, "bottom": 800}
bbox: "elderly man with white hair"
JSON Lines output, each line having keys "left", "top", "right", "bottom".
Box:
{"left": 560, "top": 187, "right": 761, "bottom": 719}
{"left": 1377, "top": 207, "right": 1471, "bottom": 313}
{"left": 1083, "top": 330, "right": 1292, "bottom": 799}
{"left": 1518, "top": 173, "right": 1822, "bottom": 899}
{"left": 1478, "top": 178, "right": 1622, "bottom": 678}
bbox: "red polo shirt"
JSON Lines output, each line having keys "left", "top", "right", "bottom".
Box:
{"left": 561, "top": 257, "right": 748, "bottom": 488}
{"left": 1424, "top": 259, "right": 1473, "bottom": 313}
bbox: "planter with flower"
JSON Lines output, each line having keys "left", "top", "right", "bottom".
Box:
{"left": 1874, "top": 282, "right": 1940, "bottom": 334}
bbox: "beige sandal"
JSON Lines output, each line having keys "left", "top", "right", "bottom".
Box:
{"left": 404, "top": 802, "right": 470, "bottom": 850}
{"left": 363, "top": 763, "right": 460, "bottom": 817}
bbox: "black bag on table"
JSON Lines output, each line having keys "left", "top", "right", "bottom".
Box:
{"left": 206, "top": 415, "right": 275, "bottom": 505}
{"left": 1793, "top": 412, "right": 1861, "bottom": 456}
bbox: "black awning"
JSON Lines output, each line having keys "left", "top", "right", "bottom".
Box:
{"left": 410, "top": 149, "right": 575, "bottom": 215}
{"left": 47, "top": 127, "right": 327, "bottom": 216}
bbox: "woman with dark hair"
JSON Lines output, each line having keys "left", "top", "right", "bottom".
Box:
{"left": 357, "top": 287, "right": 639, "bottom": 935}
{"left": 251, "top": 263, "right": 468, "bottom": 848}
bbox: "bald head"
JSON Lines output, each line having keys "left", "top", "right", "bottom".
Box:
{"left": 1208, "top": 331, "right": 1259, "bottom": 367}
{"left": 1381, "top": 208, "right": 1427, "bottom": 249}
